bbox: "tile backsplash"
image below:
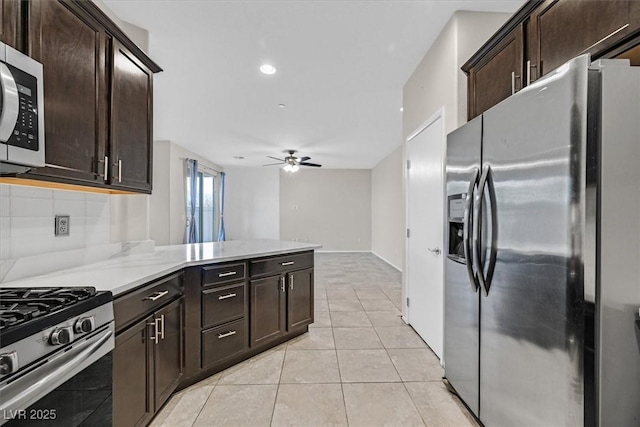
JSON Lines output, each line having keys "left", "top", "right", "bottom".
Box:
{"left": 0, "top": 184, "right": 111, "bottom": 260}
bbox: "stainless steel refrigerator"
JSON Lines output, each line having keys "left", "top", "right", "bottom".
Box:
{"left": 444, "top": 55, "right": 640, "bottom": 426}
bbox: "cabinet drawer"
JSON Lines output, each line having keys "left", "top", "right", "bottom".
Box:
{"left": 202, "top": 262, "right": 246, "bottom": 286}
{"left": 114, "top": 272, "right": 183, "bottom": 333}
{"left": 202, "top": 319, "right": 247, "bottom": 368}
{"left": 202, "top": 282, "right": 246, "bottom": 328}
{"left": 250, "top": 251, "right": 313, "bottom": 278}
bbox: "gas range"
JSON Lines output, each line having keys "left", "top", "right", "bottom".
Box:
{"left": 0, "top": 287, "right": 114, "bottom": 426}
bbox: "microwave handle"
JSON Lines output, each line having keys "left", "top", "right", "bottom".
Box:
{"left": 0, "top": 62, "right": 19, "bottom": 143}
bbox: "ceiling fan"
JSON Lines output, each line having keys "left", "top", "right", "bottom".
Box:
{"left": 263, "top": 150, "right": 322, "bottom": 172}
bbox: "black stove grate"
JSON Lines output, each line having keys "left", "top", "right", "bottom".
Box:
{"left": 0, "top": 287, "right": 98, "bottom": 331}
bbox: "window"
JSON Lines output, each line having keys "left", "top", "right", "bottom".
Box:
{"left": 185, "top": 162, "right": 219, "bottom": 243}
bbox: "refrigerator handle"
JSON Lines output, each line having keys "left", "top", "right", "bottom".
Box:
{"left": 463, "top": 168, "right": 480, "bottom": 292}
{"left": 474, "top": 165, "right": 497, "bottom": 296}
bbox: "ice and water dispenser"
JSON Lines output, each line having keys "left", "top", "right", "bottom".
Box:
{"left": 447, "top": 194, "right": 467, "bottom": 262}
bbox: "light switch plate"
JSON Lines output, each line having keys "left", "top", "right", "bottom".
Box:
{"left": 55, "top": 215, "right": 70, "bottom": 236}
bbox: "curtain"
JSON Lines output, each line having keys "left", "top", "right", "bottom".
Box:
{"left": 217, "top": 171, "right": 226, "bottom": 241}
{"left": 184, "top": 158, "right": 200, "bottom": 243}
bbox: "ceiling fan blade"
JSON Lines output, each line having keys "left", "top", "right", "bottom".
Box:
{"left": 299, "top": 156, "right": 311, "bottom": 162}
{"left": 262, "top": 162, "right": 283, "bottom": 166}
{"left": 267, "top": 156, "right": 284, "bottom": 162}
{"left": 299, "top": 162, "right": 322, "bottom": 167}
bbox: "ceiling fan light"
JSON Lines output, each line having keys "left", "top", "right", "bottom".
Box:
{"left": 291, "top": 164, "right": 299, "bottom": 172}
{"left": 260, "top": 64, "right": 277, "bottom": 75}
{"left": 283, "top": 164, "right": 292, "bottom": 172}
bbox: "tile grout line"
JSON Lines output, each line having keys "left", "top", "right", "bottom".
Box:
{"left": 268, "top": 342, "right": 288, "bottom": 426}
{"left": 328, "top": 288, "right": 350, "bottom": 427}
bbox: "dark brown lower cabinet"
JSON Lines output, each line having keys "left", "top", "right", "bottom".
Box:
{"left": 250, "top": 268, "right": 314, "bottom": 348}
{"left": 113, "top": 295, "right": 184, "bottom": 427}
{"left": 288, "top": 268, "right": 314, "bottom": 330}
{"left": 250, "top": 275, "right": 286, "bottom": 347}
{"left": 113, "top": 316, "right": 153, "bottom": 427}
{"left": 153, "top": 298, "right": 184, "bottom": 410}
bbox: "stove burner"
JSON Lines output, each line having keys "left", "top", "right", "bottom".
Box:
{"left": 0, "top": 287, "right": 97, "bottom": 331}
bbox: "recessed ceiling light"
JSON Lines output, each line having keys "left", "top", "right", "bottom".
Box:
{"left": 278, "top": 104, "right": 286, "bottom": 109}
{"left": 400, "top": 107, "right": 404, "bottom": 112}
{"left": 233, "top": 156, "right": 245, "bottom": 160}
{"left": 260, "top": 64, "right": 276, "bottom": 75}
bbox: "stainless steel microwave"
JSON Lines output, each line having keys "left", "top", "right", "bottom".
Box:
{"left": 0, "top": 41, "right": 44, "bottom": 174}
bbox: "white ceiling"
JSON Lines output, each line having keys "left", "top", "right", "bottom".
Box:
{"left": 104, "top": 0, "right": 523, "bottom": 169}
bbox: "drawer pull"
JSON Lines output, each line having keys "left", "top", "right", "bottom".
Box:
{"left": 144, "top": 290, "right": 169, "bottom": 301}
{"left": 218, "top": 271, "right": 237, "bottom": 277}
{"left": 218, "top": 330, "right": 237, "bottom": 339}
{"left": 281, "top": 261, "right": 295, "bottom": 266}
{"left": 218, "top": 293, "right": 237, "bottom": 300}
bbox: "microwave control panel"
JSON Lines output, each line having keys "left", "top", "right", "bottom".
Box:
{"left": 5, "top": 63, "right": 39, "bottom": 152}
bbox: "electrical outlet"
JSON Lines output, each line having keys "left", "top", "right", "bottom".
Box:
{"left": 55, "top": 215, "right": 70, "bottom": 236}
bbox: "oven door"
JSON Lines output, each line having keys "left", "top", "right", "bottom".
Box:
{"left": 1, "top": 323, "right": 114, "bottom": 427}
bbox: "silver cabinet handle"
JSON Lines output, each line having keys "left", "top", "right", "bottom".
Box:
{"left": 0, "top": 62, "right": 19, "bottom": 143}
{"left": 218, "top": 293, "right": 237, "bottom": 300}
{"left": 428, "top": 247, "right": 441, "bottom": 255}
{"left": 148, "top": 318, "right": 160, "bottom": 345}
{"left": 103, "top": 156, "right": 109, "bottom": 182}
{"left": 118, "top": 159, "right": 122, "bottom": 182}
{"left": 289, "top": 274, "right": 294, "bottom": 290}
{"left": 159, "top": 314, "right": 165, "bottom": 340}
{"left": 281, "top": 261, "right": 295, "bottom": 266}
{"left": 218, "top": 331, "right": 236, "bottom": 339}
{"left": 218, "top": 271, "right": 236, "bottom": 277}
{"left": 144, "top": 290, "right": 169, "bottom": 301}
{"left": 281, "top": 276, "right": 285, "bottom": 292}
{"left": 526, "top": 60, "right": 531, "bottom": 86}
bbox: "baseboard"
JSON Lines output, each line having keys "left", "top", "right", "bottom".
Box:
{"left": 371, "top": 251, "right": 403, "bottom": 272}
{"left": 315, "top": 250, "right": 371, "bottom": 253}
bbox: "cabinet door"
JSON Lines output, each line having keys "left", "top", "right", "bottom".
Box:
{"left": 110, "top": 38, "right": 153, "bottom": 193}
{"left": 113, "top": 316, "right": 154, "bottom": 427}
{"left": 532, "top": 0, "right": 631, "bottom": 77}
{"left": 153, "top": 298, "right": 184, "bottom": 410}
{"left": 27, "top": 0, "right": 108, "bottom": 184}
{"left": 467, "top": 24, "right": 523, "bottom": 119}
{"left": 250, "top": 275, "right": 286, "bottom": 347}
{"left": 287, "top": 269, "right": 314, "bottom": 330}
{"left": 0, "top": 0, "right": 21, "bottom": 50}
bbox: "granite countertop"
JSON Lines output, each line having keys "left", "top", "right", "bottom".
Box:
{"left": 0, "top": 239, "right": 321, "bottom": 296}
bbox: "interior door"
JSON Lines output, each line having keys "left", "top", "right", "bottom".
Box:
{"left": 406, "top": 112, "right": 445, "bottom": 358}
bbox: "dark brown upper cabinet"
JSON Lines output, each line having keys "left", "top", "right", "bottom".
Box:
{"left": 466, "top": 24, "right": 524, "bottom": 119}
{"left": 0, "top": 0, "right": 161, "bottom": 193}
{"left": 531, "top": 0, "right": 635, "bottom": 78}
{"left": 0, "top": 0, "right": 22, "bottom": 50}
{"left": 27, "top": 0, "right": 108, "bottom": 185}
{"left": 110, "top": 39, "right": 153, "bottom": 192}
{"left": 464, "top": 0, "right": 640, "bottom": 120}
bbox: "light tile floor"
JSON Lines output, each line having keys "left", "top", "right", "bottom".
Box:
{"left": 151, "top": 253, "right": 478, "bottom": 427}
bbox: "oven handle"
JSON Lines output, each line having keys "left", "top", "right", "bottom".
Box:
{"left": 0, "top": 62, "right": 19, "bottom": 143}
{"left": 0, "top": 323, "right": 114, "bottom": 423}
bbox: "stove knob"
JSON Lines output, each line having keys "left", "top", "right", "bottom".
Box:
{"left": 50, "top": 327, "right": 74, "bottom": 346}
{"left": 74, "top": 316, "right": 95, "bottom": 334}
{"left": 0, "top": 352, "right": 18, "bottom": 375}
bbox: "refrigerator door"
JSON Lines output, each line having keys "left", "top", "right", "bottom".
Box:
{"left": 479, "top": 55, "right": 590, "bottom": 426}
{"left": 444, "top": 115, "right": 481, "bottom": 417}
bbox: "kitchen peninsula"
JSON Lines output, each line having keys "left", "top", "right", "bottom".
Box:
{"left": 0, "top": 239, "right": 319, "bottom": 427}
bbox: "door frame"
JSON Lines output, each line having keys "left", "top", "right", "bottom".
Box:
{"left": 402, "top": 108, "right": 446, "bottom": 343}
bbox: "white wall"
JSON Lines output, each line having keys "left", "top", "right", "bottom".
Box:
{"left": 403, "top": 11, "right": 511, "bottom": 138}
{"left": 149, "top": 140, "right": 223, "bottom": 246}
{"left": 371, "top": 146, "right": 404, "bottom": 270}
{"left": 280, "top": 169, "right": 371, "bottom": 251}
{"left": 93, "top": 0, "right": 149, "bottom": 53}
{"left": 224, "top": 167, "right": 280, "bottom": 240}
{"left": 0, "top": 184, "right": 110, "bottom": 260}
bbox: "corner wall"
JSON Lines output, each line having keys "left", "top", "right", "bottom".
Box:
{"left": 371, "top": 146, "right": 404, "bottom": 270}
